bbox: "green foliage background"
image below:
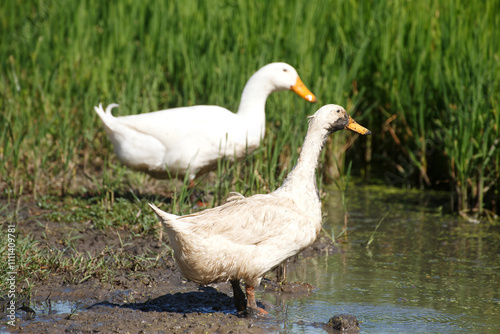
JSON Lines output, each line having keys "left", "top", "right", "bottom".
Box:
{"left": 1, "top": 0, "right": 499, "bottom": 214}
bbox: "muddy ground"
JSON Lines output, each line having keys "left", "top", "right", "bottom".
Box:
{"left": 2, "top": 197, "right": 347, "bottom": 333}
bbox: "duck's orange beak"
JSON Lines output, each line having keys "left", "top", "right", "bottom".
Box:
{"left": 345, "top": 116, "right": 371, "bottom": 135}
{"left": 291, "top": 77, "right": 317, "bottom": 103}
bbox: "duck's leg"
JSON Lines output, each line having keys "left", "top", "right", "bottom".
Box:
{"left": 188, "top": 179, "right": 208, "bottom": 208}
{"left": 245, "top": 285, "right": 268, "bottom": 315}
{"left": 230, "top": 279, "right": 246, "bottom": 312}
{"left": 157, "top": 222, "right": 164, "bottom": 246}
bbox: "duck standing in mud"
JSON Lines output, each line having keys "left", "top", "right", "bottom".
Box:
{"left": 149, "top": 104, "right": 371, "bottom": 315}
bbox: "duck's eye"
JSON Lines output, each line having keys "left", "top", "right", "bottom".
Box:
{"left": 336, "top": 110, "right": 340, "bottom": 113}
{"left": 283, "top": 68, "right": 288, "bottom": 72}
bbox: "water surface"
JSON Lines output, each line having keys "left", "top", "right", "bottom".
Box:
{"left": 265, "top": 184, "right": 500, "bottom": 333}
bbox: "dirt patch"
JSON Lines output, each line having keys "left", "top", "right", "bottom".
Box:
{"left": 2, "top": 197, "right": 341, "bottom": 333}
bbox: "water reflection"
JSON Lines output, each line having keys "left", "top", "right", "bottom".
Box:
{"left": 268, "top": 184, "right": 500, "bottom": 333}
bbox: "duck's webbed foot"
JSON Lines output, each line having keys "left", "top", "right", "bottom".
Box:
{"left": 245, "top": 285, "right": 268, "bottom": 317}
{"left": 231, "top": 280, "right": 268, "bottom": 317}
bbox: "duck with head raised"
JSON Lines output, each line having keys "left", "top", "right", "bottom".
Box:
{"left": 94, "top": 62, "right": 316, "bottom": 182}
{"left": 149, "top": 104, "right": 370, "bottom": 315}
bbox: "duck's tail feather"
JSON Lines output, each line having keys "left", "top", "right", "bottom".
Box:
{"left": 94, "top": 103, "right": 120, "bottom": 120}
{"left": 148, "top": 203, "right": 179, "bottom": 225}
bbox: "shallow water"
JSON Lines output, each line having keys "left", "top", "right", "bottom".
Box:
{"left": 31, "top": 300, "right": 78, "bottom": 317}
{"left": 264, "top": 184, "right": 500, "bottom": 333}
{"left": 3, "top": 184, "right": 498, "bottom": 333}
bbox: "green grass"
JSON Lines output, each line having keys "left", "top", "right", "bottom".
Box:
{"left": 0, "top": 232, "right": 165, "bottom": 298}
{"left": 353, "top": 1, "right": 500, "bottom": 215}
{"left": 0, "top": 0, "right": 499, "bottom": 217}
{"left": 0, "top": 195, "right": 168, "bottom": 297}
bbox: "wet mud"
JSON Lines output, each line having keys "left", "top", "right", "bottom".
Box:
{"left": 2, "top": 198, "right": 340, "bottom": 333}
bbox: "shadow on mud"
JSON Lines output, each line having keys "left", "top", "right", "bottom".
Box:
{"left": 88, "top": 286, "right": 238, "bottom": 314}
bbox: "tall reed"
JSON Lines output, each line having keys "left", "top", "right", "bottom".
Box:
{"left": 1, "top": 0, "right": 498, "bottom": 216}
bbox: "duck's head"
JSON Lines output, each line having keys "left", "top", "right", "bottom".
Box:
{"left": 309, "top": 104, "right": 371, "bottom": 135}
{"left": 257, "top": 62, "right": 317, "bottom": 102}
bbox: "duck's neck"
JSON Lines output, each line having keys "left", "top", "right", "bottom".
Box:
{"left": 236, "top": 72, "right": 275, "bottom": 138}
{"left": 278, "top": 125, "right": 330, "bottom": 196}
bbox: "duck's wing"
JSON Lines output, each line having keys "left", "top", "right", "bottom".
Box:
{"left": 116, "top": 106, "right": 252, "bottom": 166}
{"left": 181, "top": 194, "right": 301, "bottom": 246}
{"left": 114, "top": 106, "right": 241, "bottom": 146}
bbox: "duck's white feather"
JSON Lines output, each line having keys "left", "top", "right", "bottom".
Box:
{"left": 95, "top": 62, "right": 316, "bottom": 180}
{"left": 149, "top": 104, "right": 371, "bottom": 289}
{"left": 151, "top": 193, "right": 320, "bottom": 286}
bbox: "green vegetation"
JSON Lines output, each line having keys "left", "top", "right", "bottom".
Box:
{"left": 0, "top": 193, "right": 168, "bottom": 297}
{"left": 357, "top": 1, "right": 500, "bottom": 217}
{"left": 1, "top": 0, "right": 499, "bottom": 217}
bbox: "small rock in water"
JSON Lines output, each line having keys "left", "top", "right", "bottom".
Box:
{"left": 326, "top": 314, "right": 360, "bottom": 332}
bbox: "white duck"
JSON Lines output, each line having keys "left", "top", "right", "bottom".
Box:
{"left": 94, "top": 62, "right": 316, "bottom": 181}
{"left": 149, "top": 104, "right": 371, "bottom": 315}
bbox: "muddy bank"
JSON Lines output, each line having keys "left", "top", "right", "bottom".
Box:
{"left": 2, "top": 198, "right": 340, "bottom": 333}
